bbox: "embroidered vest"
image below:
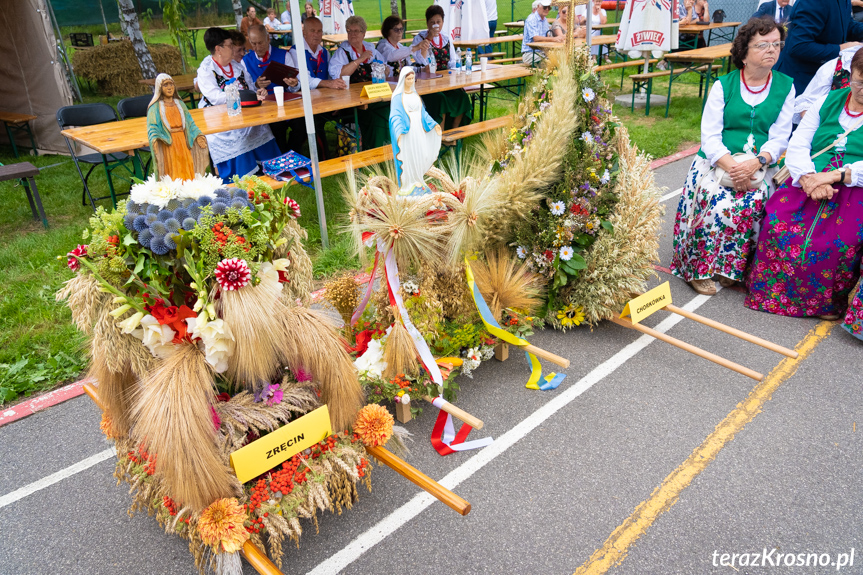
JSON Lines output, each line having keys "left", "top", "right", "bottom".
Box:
{"left": 810, "top": 88, "right": 863, "bottom": 173}
{"left": 831, "top": 58, "right": 851, "bottom": 91}
{"left": 697, "top": 70, "right": 793, "bottom": 165}
{"left": 344, "top": 45, "right": 372, "bottom": 83}
{"left": 306, "top": 48, "right": 329, "bottom": 81}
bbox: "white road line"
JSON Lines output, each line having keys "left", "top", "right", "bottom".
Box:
{"left": 308, "top": 291, "right": 719, "bottom": 575}
{"left": 661, "top": 187, "right": 683, "bottom": 202}
{"left": 0, "top": 447, "right": 116, "bottom": 510}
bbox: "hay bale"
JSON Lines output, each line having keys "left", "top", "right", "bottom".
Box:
{"left": 72, "top": 41, "right": 183, "bottom": 96}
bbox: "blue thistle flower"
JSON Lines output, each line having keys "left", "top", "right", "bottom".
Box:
{"left": 165, "top": 218, "right": 181, "bottom": 234}
{"left": 163, "top": 235, "right": 177, "bottom": 250}
{"left": 145, "top": 213, "right": 158, "bottom": 225}
{"left": 187, "top": 205, "right": 201, "bottom": 219}
{"left": 126, "top": 201, "right": 142, "bottom": 215}
{"left": 124, "top": 214, "right": 137, "bottom": 231}
{"left": 214, "top": 188, "right": 231, "bottom": 199}
{"left": 137, "top": 229, "right": 154, "bottom": 247}
{"left": 181, "top": 198, "right": 196, "bottom": 208}
{"left": 150, "top": 221, "right": 168, "bottom": 237}
{"left": 172, "top": 208, "right": 189, "bottom": 221}
{"left": 211, "top": 201, "right": 228, "bottom": 215}
{"left": 166, "top": 199, "right": 182, "bottom": 211}
{"left": 182, "top": 217, "right": 197, "bottom": 231}
{"left": 146, "top": 204, "right": 160, "bottom": 214}
{"left": 196, "top": 195, "right": 213, "bottom": 206}
{"left": 231, "top": 199, "right": 250, "bottom": 211}
{"left": 149, "top": 236, "right": 170, "bottom": 255}
{"left": 157, "top": 210, "right": 173, "bottom": 222}
{"left": 133, "top": 215, "right": 150, "bottom": 231}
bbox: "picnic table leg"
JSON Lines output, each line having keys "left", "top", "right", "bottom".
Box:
{"left": 645, "top": 78, "right": 652, "bottom": 116}
{"left": 353, "top": 108, "right": 362, "bottom": 152}
{"left": 133, "top": 150, "right": 145, "bottom": 180}
{"left": 24, "top": 123, "right": 37, "bottom": 156}
{"left": 23, "top": 176, "right": 48, "bottom": 229}
{"left": 100, "top": 154, "right": 119, "bottom": 209}
{"left": 4, "top": 122, "right": 20, "bottom": 159}
{"left": 665, "top": 64, "right": 674, "bottom": 118}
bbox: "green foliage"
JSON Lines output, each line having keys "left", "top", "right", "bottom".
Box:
{"left": 0, "top": 352, "right": 87, "bottom": 404}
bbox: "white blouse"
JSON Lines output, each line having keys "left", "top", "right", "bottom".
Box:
{"left": 700, "top": 75, "right": 796, "bottom": 166}
{"left": 328, "top": 41, "right": 388, "bottom": 81}
{"left": 793, "top": 46, "right": 861, "bottom": 124}
{"left": 376, "top": 38, "right": 413, "bottom": 68}
{"left": 786, "top": 93, "right": 863, "bottom": 187}
{"left": 410, "top": 30, "right": 459, "bottom": 68}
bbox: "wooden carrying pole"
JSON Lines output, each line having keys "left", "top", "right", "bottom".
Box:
{"left": 665, "top": 304, "right": 799, "bottom": 359}
{"left": 82, "top": 383, "right": 284, "bottom": 575}
{"left": 366, "top": 445, "right": 471, "bottom": 515}
{"left": 423, "top": 396, "right": 484, "bottom": 429}
{"left": 523, "top": 344, "right": 571, "bottom": 369}
{"left": 611, "top": 316, "right": 764, "bottom": 381}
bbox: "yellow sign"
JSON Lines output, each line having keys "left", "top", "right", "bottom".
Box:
{"left": 360, "top": 82, "right": 393, "bottom": 99}
{"left": 230, "top": 405, "right": 331, "bottom": 484}
{"left": 620, "top": 281, "right": 672, "bottom": 324}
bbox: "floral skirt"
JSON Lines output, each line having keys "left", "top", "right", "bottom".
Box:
{"left": 745, "top": 179, "right": 863, "bottom": 317}
{"left": 843, "top": 279, "right": 863, "bottom": 340}
{"left": 670, "top": 157, "right": 773, "bottom": 282}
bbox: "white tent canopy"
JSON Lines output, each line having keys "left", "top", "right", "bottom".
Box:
{"left": 0, "top": 0, "right": 74, "bottom": 154}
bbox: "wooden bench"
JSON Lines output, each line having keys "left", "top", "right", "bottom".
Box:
{"left": 630, "top": 64, "right": 723, "bottom": 117}
{"left": 0, "top": 162, "right": 47, "bottom": 228}
{"left": 488, "top": 57, "right": 523, "bottom": 65}
{"left": 0, "top": 111, "right": 38, "bottom": 158}
{"left": 595, "top": 58, "right": 660, "bottom": 89}
{"left": 257, "top": 115, "right": 513, "bottom": 190}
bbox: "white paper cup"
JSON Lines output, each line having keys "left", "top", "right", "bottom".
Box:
{"left": 273, "top": 85, "right": 285, "bottom": 106}
{"left": 342, "top": 75, "right": 350, "bottom": 88}
{"left": 480, "top": 57, "right": 488, "bottom": 73}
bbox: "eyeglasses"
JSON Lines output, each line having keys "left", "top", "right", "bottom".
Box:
{"left": 851, "top": 81, "right": 863, "bottom": 89}
{"left": 752, "top": 41, "right": 785, "bottom": 51}
{"left": 392, "top": 27, "right": 404, "bottom": 32}
{"left": 346, "top": 28, "right": 364, "bottom": 34}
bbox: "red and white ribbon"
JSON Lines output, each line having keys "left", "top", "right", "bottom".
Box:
{"left": 430, "top": 396, "right": 493, "bottom": 455}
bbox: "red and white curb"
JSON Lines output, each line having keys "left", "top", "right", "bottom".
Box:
{"left": 0, "top": 147, "right": 700, "bottom": 429}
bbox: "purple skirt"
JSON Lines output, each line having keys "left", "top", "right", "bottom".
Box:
{"left": 745, "top": 177, "right": 863, "bottom": 317}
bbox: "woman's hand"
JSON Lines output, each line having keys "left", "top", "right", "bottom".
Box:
{"left": 256, "top": 87, "right": 268, "bottom": 100}
{"left": 799, "top": 171, "right": 839, "bottom": 197}
{"left": 434, "top": 124, "right": 442, "bottom": 135}
{"left": 727, "top": 158, "right": 762, "bottom": 190}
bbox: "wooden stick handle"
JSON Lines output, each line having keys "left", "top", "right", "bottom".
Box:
{"left": 423, "top": 396, "right": 484, "bottom": 429}
{"left": 242, "top": 540, "right": 283, "bottom": 575}
{"left": 611, "top": 316, "right": 763, "bottom": 381}
{"left": 522, "top": 344, "right": 571, "bottom": 369}
{"left": 366, "top": 445, "right": 471, "bottom": 516}
{"left": 83, "top": 382, "right": 104, "bottom": 410}
{"left": 665, "top": 304, "right": 799, "bottom": 358}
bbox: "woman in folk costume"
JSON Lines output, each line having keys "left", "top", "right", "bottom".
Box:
{"left": 329, "top": 15, "right": 392, "bottom": 148}
{"left": 793, "top": 45, "right": 862, "bottom": 123}
{"left": 376, "top": 15, "right": 414, "bottom": 76}
{"left": 196, "top": 27, "right": 280, "bottom": 183}
{"left": 746, "top": 48, "right": 863, "bottom": 320}
{"left": 146, "top": 74, "right": 210, "bottom": 180}
{"left": 389, "top": 66, "right": 442, "bottom": 193}
{"left": 410, "top": 4, "right": 472, "bottom": 134}
{"left": 670, "top": 17, "right": 795, "bottom": 295}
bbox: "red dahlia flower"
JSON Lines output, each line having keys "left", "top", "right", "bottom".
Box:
{"left": 214, "top": 258, "right": 252, "bottom": 291}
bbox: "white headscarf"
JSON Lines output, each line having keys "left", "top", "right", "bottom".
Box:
{"left": 391, "top": 66, "right": 416, "bottom": 99}
{"left": 148, "top": 73, "right": 177, "bottom": 108}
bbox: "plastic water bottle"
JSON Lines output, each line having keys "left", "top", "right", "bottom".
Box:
{"left": 465, "top": 49, "right": 473, "bottom": 75}
{"left": 454, "top": 50, "right": 462, "bottom": 75}
{"left": 428, "top": 55, "right": 437, "bottom": 75}
{"left": 225, "top": 78, "right": 240, "bottom": 117}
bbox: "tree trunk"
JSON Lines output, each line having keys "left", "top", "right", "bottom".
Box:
{"left": 401, "top": 0, "right": 407, "bottom": 20}
{"left": 116, "top": 0, "right": 157, "bottom": 79}
{"left": 390, "top": 0, "right": 399, "bottom": 17}
{"left": 232, "top": 0, "right": 243, "bottom": 29}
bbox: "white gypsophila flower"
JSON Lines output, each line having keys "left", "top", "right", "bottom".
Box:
{"left": 549, "top": 200, "right": 566, "bottom": 216}
{"left": 581, "top": 131, "right": 593, "bottom": 143}
{"left": 601, "top": 169, "right": 610, "bottom": 184}
{"left": 355, "top": 339, "right": 387, "bottom": 379}
{"left": 402, "top": 280, "right": 419, "bottom": 295}
{"left": 134, "top": 314, "right": 176, "bottom": 359}
{"left": 480, "top": 345, "right": 495, "bottom": 360}
{"left": 516, "top": 246, "right": 527, "bottom": 259}
{"left": 560, "top": 246, "right": 574, "bottom": 261}
{"left": 187, "top": 316, "right": 235, "bottom": 373}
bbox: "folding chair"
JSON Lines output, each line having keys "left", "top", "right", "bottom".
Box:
{"left": 117, "top": 95, "right": 153, "bottom": 176}
{"left": 57, "top": 103, "right": 136, "bottom": 211}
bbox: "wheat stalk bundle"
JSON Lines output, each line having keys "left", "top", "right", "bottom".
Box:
{"left": 471, "top": 248, "right": 545, "bottom": 321}
{"left": 277, "top": 306, "right": 364, "bottom": 431}
{"left": 383, "top": 307, "right": 419, "bottom": 379}
{"left": 130, "top": 343, "right": 239, "bottom": 511}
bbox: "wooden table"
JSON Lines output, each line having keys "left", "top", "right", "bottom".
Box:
{"left": 661, "top": 43, "right": 732, "bottom": 116}
{"left": 0, "top": 111, "right": 38, "bottom": 158}
{"left": 453, "top": 34, "right": 523, "bottom": 58}
{"left": 678, "top": 21, "right": 740, "bottom": 50}
{"left": 61, "top": 65, "right": 533, "bottom": 155}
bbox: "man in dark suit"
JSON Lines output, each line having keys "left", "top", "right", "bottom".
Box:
{"left": 775, "top": 0, "right": 863, "bottom": 92}
{"left": 753, "top": 0, "right": 792, "bottom": 24}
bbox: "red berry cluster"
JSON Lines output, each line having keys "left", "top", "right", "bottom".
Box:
{"left": 357, "top": 458, "right": 369, "bottom": 478}
{"left": 127, "top": 446, "right": 157, "bottom": 476}
{"left": 247, "top": 189, "right": 270, "bottom": 203}
{"left": 212, "top": 222, "right": 249, "bottom": 253}
{"left": 163, "top": 496, "right": 178, "bottom": 516}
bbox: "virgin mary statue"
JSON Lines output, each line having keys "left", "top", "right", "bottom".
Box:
{"left": 389, "top": 66, "right": 442, "bottom": 194}
{"left": 147, "top": 73, "right": 210, "bottom": 180}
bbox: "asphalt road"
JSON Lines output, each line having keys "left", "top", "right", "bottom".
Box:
{"left": 1, "top": 156, "right": 861, "bottom": 575}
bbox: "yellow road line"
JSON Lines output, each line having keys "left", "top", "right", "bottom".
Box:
{"left": 574, "top": 321, "right": 836, "bottom": 575}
